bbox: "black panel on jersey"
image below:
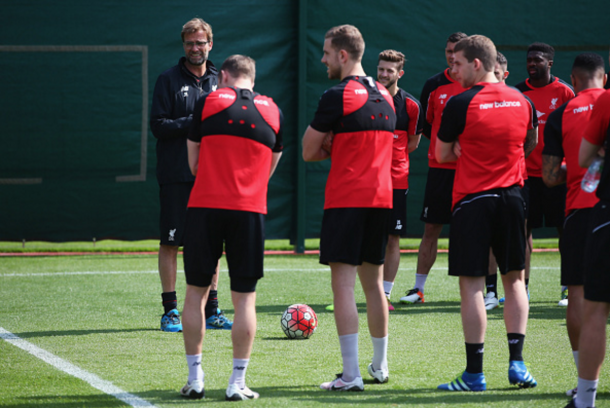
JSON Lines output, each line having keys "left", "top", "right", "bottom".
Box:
{"left": 189, "top": 88, "right": 283, "bottom": 152}
{"left": 542, "top": 103, "right": 567, "bottom": 157}
{"left": 437, "top": 85, "right": 485, "bottom": 143}
{"left": 521, "top": 93, "right": 539, "bottom": 128}
{"left": 420, "top": 71, "right": 454, "bottom": 138}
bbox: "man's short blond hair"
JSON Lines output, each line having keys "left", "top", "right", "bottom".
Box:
{"left": 221, "top": 55, "right": 256, "bottom": 81}
{"left": 378, "top": 49, "right": 406, "bottom": 71}
{"left": 454, "top": 35, "right": 497, "bottom": 72}
{"left": 325, "top": 25, "right": 365, "bottom": 62}
{"left": 181, "top": 18, "right": 213, "bottom": 42}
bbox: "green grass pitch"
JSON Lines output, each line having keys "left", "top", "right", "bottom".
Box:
{"left": 1, "top": 251, "right": 608, "bottom": 407}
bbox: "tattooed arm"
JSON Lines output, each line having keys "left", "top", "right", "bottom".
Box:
{"left": 541, "top": 154, "right": 566, "bottom": 187}
{"left": 524, "top": 127, "right": 538, "bottom": 158}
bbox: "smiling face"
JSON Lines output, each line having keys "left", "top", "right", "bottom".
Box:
{"left": 526, "top": 50, "right": 552, "bottom": 80}
{"left": 377, "top": 59, "right": 402, "bottom": 89}
{"left": 321, "top": 38, "right": 342, "bottom": 80}
{"left": 183, "top": 30, "right": 213, "bottom": 67}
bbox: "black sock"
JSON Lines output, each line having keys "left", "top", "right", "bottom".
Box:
{"left": 507, "top": 333, "right": 525, "bottom": 361}
{"left": 161, "top": 291, "right": 178, "bottom": 314}
{"left": 486, "top": 274, "right": 497, "bottom": 295}
{"left": 205, "top": 290, "right": 219, "bottom": 319}
{"left": 525, "top": 278, "right": 529, "bottom": 290}
{"left": 465, "top": 343, "right": 484, "bottom": 374}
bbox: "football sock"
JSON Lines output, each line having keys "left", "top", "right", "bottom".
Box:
{"left": 186, "top": 354, "right": 203, "bottom": 383}
{"left": 507, "top": 333, "right": 525, "bottom": 361}
{"left": 414, "top": 274, "right": 428, "bottom": 293}
{"left": 465, "top": 342, "right": 484, "bottom": 374}
{"left": 525, "top": 278, "right": 529, "bottom": 291}
{"left": 575, "top": 377, "right": 598, "bottom": 408}
{"left": 204, "top": 290, "right": 218, "bottom": 319}
{"left": 339, "top": 333, "right": 360, "bottom": 381}
{"left": 383, "top": 281, "right": 394, "bottom": 297}
{"left": 485, "top": 274, "right": 497, "bottom": 295}
{"left": 371, "top": 335, "right": 388, "bottom": 372}
{"left": 572, "top": 350, "right": 579, "bottom": 369}
{"left": 229, "top": 358, "right": 249, "bottom": 389}
{"left": 161, "top": 291, "right": 178, "bottom": 314}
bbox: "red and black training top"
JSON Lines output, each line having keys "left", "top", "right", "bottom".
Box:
{"left": 420, "top": 68, "right": 466, "bottom": 170}
{"left": 437, "top": 82, "right": 535, "bottom": 207}
{"left": 543, "top": 88, "right": 605, "bottom": 214}
{"left": 187, "top": 86, "right": 283, "bottom": 214}
{"left": 392, "top": 88, "right": 424, "bottom": 189}
{"left": 515, "top": 76, "right": 575, "bottom": 177}
{"left": 583, "top": 89, "right": 610, "bottom": 201}
{"left": 310, "top": 75, "right": 396, "bottom": 209}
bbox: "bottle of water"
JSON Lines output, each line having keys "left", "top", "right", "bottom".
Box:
{"left": 581, "top": 156, "right": 604, "bottom": 193}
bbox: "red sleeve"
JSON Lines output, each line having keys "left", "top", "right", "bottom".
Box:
{"left": 584, "top": 90, "right": 610, "bottom": 146}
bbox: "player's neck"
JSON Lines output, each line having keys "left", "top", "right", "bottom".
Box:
{"left": 341, "top": 62, "right": 366, "bottom": 80}
{"left": 528, "top": 72, "right": 552, "bottom": 88}
{"left": 386, "top": 83, "right": 399, "bottom": 96}
{"left": 185, "top": 60, "right": 207, "bottom": 78}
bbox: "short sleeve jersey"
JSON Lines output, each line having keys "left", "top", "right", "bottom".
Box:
{"left": 583, "top": 89, "right": 610, "bottom": 201}
{"left": 515, "top": 76, "right": 575, "bottom": 177}
{"left": 310, "top": 75, "right": 396, "bottom": 209}
{"left": 391, "top": 88, "right": 424, "bottom": 189}
{"left": 543, "top": 88, "right": 605, "bottom": 213}
{"left": 438, "top": 82, "right": 535, "bottom": 207}
{"left": 420, "top": 68, "right": 466, "bottom": 170}
{"left": 187, "top": 87, "right": 283, "bottom": 214}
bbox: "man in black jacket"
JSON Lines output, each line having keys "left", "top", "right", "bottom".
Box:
{"left": 150, "top": 17, "right": 232, "bottom": 332}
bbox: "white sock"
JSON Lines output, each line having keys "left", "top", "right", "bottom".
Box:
{"left": 383, "top": 281, "right": 394, "bottom": 297}
{"left": 186, "top": 354, "right": 204, "bottom": 383}
{"left": 575, "top": 377, "right": 598, "bottom": 408}
{"left": 371, "top": 335, "right": 388, "bottom": 372}
{"left": 414, "top": 274, "right": 428, "bottom": 293}
{"left": 573, "top": 350, "right": 579, "bottom": 369}
{"left": 229, "top": 358, "right": 249, "bottom": 388}
{"left": 339, "top": 333, "right": 360, "bottom": 382}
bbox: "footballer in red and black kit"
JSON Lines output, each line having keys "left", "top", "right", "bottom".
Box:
{"left": 437, "top": 82, "right": 536, "bottom": 276}
{"left": 543, "top": 87, "right": 604, "bottom": 287}
{"left": 581, "top": 88, "right": 610, "bottom": 303}
{"left": 309, "top": 75, "right": 396, "bottom": 265}
{"left": 515, "top": 72, "right": 574, "bottom": 229}
{"left": 389, "top": 88, "right": 424, "bottom": 235}
{"left": 184, "top": 85, "right": 283, "bottom": 291}
{"left": 419, "top": 68, "right": 465, "bottom": 224}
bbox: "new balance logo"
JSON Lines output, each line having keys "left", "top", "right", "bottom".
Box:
{"left": 395, "top": 220, "right": 403, "bottom": 230}
{"left": 218, "top": 93, "right": 236, "bottom": 99}
{"left": 354, "top": 89, "right": 367, "bottom": 95}
{"left": 476, "top": 348, "right": 484, "bottom": 354}
{"left": 191, "top": 361, "right": 201, "bottom": 367}
{"left": 234, "top": 366, "right": 246, "bottom": 371}
{"left": 254, "top": 98, "right": 269, "bottom": 106}
{"left": 586, "top": 387, "right": 597, "bottom": 392}
{"left": 181, "top": 85, "right": 189, "bottom": 98}
{"left": 508, "top": 339, "right": 520, "bottom": 344}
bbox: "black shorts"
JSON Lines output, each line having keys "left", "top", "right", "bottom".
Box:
{"left": 388, "top": 189, "right": 408, "bottom": 237}
{"left": 420, "top": 167, "right": 455, "bottom": 225}
{"left": 521, "top": 180, "right": 530, "bottom": 220}
{"left": 320, "top": 207, "right": 391, "bottom": 266}
{"left": 560, "top": 208, "right": 592, "bottom": 286}
{"left": 159, "top": 182, "right": 194, "bottom": 246}
{"left": 527, "top": 176, "right": 566, "bottom": 229}
{"left": 183, "top": 208, "right": 264, "bottom": 293}
{"left": 449, "top": 185, "right": 526, "bottom": 277}
{"left": 584, "top": 201, "right": 610, "bottom": 303}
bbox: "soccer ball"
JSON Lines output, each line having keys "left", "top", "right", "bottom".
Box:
{"left": 281, "top": 304, "right": 318, "bottom": 339}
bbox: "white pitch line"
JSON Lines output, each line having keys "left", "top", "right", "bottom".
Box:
{"left": 0, "top": 327, "right": 157, "bottom": 407}
{"left": 0, "top": 266, "right": 559, "bottom": 278}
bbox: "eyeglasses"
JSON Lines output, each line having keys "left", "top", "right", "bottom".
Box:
{"left": 183, "top": 41, "right": 209, "bottom": 48}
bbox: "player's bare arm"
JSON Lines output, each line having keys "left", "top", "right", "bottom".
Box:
{"left": 541, "top": 154, "right": 566, "bottom": 187}
{"left": 579, "top": 138, "right": 603, "bottom": 168}
{"left": 524, "top": 127, "right": 538, "bottom": 158}
{"left": 302, "top": 126, "right": 331, "bottom": 162}
{"left": 187, "top": 140, "right": 200, "bottom": 176}
{"left": 435, "top": 138, "right": 458, "bottom": 163}
{"left": 270, "top": 152, "right": 282, "bottom": 178}
{"left": 408, "top": 133, "right": 422, "bottom": 153}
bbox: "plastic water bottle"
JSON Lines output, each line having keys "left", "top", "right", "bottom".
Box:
{"left": 581, "top": 157, "right": 604, "bottom": 193}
